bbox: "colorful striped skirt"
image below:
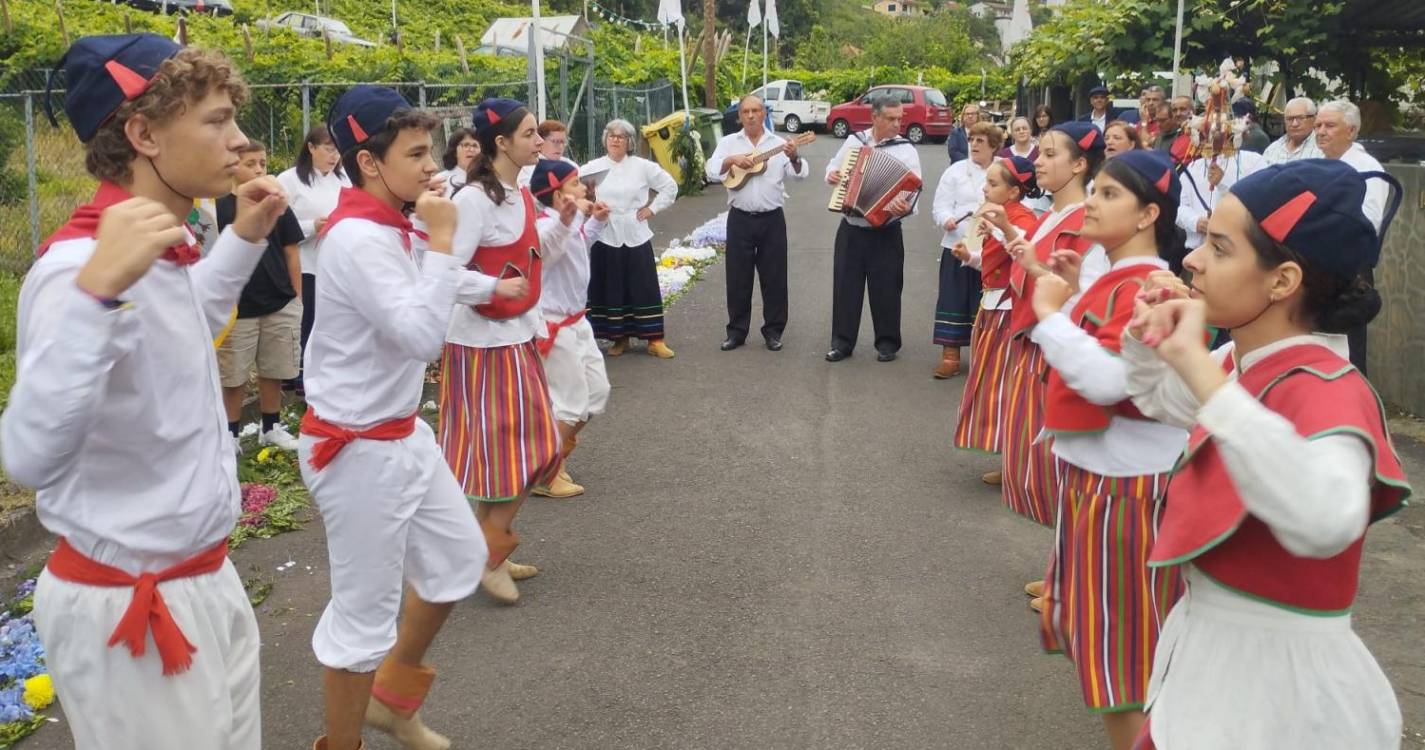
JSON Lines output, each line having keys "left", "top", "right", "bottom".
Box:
{"left": 932, "top": 246, "right": 982, "bottom": 347}
{"left": 1000, "top": 337, "right": 1057, "bottom": 526}
{"left": 437, "top": 340, "right": 561, "bottom": 502}
{"left": 1039, "top": 459, "right": 1184, "bottom": 713}
{"left": 587, "top": 240, "right": 665, "bottom": 340}
{"left": 952, "top": 303, "right": 1013, "bottom": 453}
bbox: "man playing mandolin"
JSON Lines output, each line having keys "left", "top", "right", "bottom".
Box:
{"left": 706, "top": 94, "right": 811, "bottom": 351}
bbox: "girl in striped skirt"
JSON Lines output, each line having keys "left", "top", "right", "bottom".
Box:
{"left": 1019, "top": 150, "right": 1188, "bottom": 749}
{"left": 950, "top": 156, "right": 1041, "bottom": 469}
{"left": 443, "top": 98, "right": 582, "bottom": 604}
{"left": 1000, "top": 123, "right": 1104, "bottom": 608}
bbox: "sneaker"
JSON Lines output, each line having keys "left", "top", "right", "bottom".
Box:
{"left": 260, "top": 423, "right": 299, "bottom": 451}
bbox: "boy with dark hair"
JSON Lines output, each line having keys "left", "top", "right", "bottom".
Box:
{"left": 216, "top": 138, "right": 306, "bottom": 451}
{"left": 1, "top": 34, "right": 287, "bottom": 750}
{"left": 297, "top": 85, "right": 525, "bottom": 750}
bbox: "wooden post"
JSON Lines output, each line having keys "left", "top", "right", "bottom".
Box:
{"left": 242, "top": 24, "right": 253, "bottom": 62}
{"left": 455, "top": 34, "right": 469, "bottom": 75}
{"left": 2, "top": 0, "right": 13, "bottom": 35}
{"left": 702, "top": 0, "right": 716, "bottom": 107}
{"left": 433, "top": 28, "right": 440, "bottom": 52}
{"left": 54, "top": 0, "right": 69, "bottom": 48}
{"left": 324, "top": 28, "right": 334, "bottom": 59}
{"left": 175, "top": 15, "right": 187, "bottom": 46}
{"left": 124, "top": 10, "right": 132, "bottom": 34}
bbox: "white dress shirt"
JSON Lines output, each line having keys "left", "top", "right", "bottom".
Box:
{"left": 704, "top": 129, "right": 809, "bottom": 212}
{"left": 277, "top": 166, "right": 349, "bottom": 274}
{"left": 1336, "top": 142, "right": 1388, "bottom": 233}
{"left": 931, "top": 157, "right": 989, "bottom": 248}
{"left": 1262, "top": 132, "right": 1324, "bottom": 164}
{"left": 305, "top": 218, "right": 473, "bottom": 428}
{"left": 449, "top": 181, "right": 573, "bottom": 348}
{"left": 824, "top": 130, "right": 923, "bottom": 228}
{"left": 1123, "top": 332, "right": 1371, "bottom": 557}
{"left": 1176, "top": 150, "right": 1268, "bottom": 249}
{"left": 1, "top": 228, "right": 266, "bottom": 574}
{"left": 538, "top": 207, "right": 606, "bottom": 317}
{"left": 1030, "top": 255, "right": 1187, "bottom": 477}
{"left": 1091, "top": 112, "right": 1108, "bottom": 132}
{"left": 578, "top": 155, "right": 677, "bottom": 248}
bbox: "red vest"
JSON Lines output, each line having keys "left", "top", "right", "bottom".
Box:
{"left": 1043, "top": 263, "right": 1155, "bottom": 435}
{"left": 979, "top": 200, "right": 1037, "bottom": 290}
{"left": 469, "top": 188, "right": 542, "bottom": 320}
{"left": 1150, "top": 344, "right": 1411, "bottom": 613}
{"left": 1007, "top": 206, "right": 1095, "bottom": 338}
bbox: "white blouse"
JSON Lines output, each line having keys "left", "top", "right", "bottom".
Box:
{"left": 276, "top": 166, "right": 349, "bottom": 274}
{"left": 537, "top": 207, "right": 605, "bottom": 317}
{"left": 931, "top": 158, "right": 989, "bottom": 248}
{"left": 449, "top": 180, "right": 574, "bottom": 348}
{"left": 578, "top": 155, "right": 677, "bottom": 248}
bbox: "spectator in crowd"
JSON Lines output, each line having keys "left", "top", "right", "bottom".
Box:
{"left": 1031, "top": 104, "right": 1054, "bottom": 139}
{"left": 1316, "top": 100, "right": 1386, "bottom": 232}
{"left": 217, "top": 140, "right": 304, "bottom": 451}
{"left": 1103, "top": 120, "right": 1143, "bottom": 158}
{"left": 438, "top": 126, "right": 478, "bottom": 195}
{"left": 1232, "top": 99, "right": 1271, "bottom": 153}
{"left": 997, "top": 116, "right": 1038, "bottom": 161}
{"left": 1077, "top": 85, "right": 1120, "bottom": 131}
{"left": 1263, "top": 97, "right": 1324, "bottom": 164}
{"left": 519, "top": 120, "right": 580, "bottom": 185}
{"left": 1119, "top": 84, "right": 1166, "bottom": 141}
{"left": 276, "top": 124, "right": 348, "bottom": 393}
{"left": 947, "top": 102, "right": 982, "bottom": 164}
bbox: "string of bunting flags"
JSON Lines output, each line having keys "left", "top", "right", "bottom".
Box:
{"left": 587, "top": 0, "right": 666, "bottom": 30}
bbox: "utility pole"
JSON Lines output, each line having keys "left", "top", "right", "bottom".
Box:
{"left": 702, "top": 0, "right": 716, "bottom": 107}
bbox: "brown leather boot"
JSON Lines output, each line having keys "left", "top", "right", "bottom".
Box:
{"left": 367, "top": 662, "right": 451, "bottom": 750}
{"left": 981, "top": 471, "right": 1002, "bottom": 485}
{"left": 932, "top": 346, "right": 962, "bottom": 379}
{"left": 313, "top": 738, "right": 364, "bottom": 750}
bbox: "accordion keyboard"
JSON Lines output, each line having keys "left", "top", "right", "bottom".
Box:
{"left": 826, "top": 147, "right": 862, "bottom": 212}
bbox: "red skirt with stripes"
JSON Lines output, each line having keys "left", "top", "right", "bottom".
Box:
{"left": 952, "top": 304, "right": 1013, "bottom": 453}
{"left": 1039, "top": 459, "right": 1184, "bottom": 713}
{"left": 999, "top": 337, "right": 1057, "bottom": 526}
{"left": 438, "top": 340, "right": 561, "bottom": 502}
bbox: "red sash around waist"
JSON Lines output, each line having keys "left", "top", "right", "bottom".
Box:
{"left": 300, "top": 409, "right": 419, "bottom": 471}
{"left": 535, "top": 310, "right": 587, "bottom": 357}
{"left": 45, "top": 537, "right": 230, "bottom": 676}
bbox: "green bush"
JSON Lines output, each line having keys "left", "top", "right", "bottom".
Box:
{"left": 0, "top": 272, "right": 21, "bottom": 410}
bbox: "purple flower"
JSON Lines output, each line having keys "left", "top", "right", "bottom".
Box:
{"left": 0, "top": 683, "right": 33, "bottom": 722}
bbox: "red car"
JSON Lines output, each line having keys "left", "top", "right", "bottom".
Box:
{"left": 827, "top": 85, "right": 953, "bottom": 144}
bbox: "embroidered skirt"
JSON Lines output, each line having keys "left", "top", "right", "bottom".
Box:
{"left": 952, "top": 303, "right": 1013, "bottom": 453}
{"left": 438, "top": 341, "right": 561, "bottom": 502}
{"left": 587, "top": 240, "right": 665, "bottom": 340}
{"left": 1000, "top": 337, "right": 1057, "bottom": 526}
{"left": 932, "top": 246, "right": 982, "bottom": 347}
{"left": 1040, "top": 459, "right": 1183, "bottom": 713}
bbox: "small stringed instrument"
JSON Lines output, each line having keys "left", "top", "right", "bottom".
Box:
{"left": 723, "top": 131, "right": 817, "bottom": 191}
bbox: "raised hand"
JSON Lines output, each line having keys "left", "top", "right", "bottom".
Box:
{"left": 413, "top": 193, "right": 458, "bottom": 254}
{"left": 1031, "top": 272, "right": 1075, "bottom": 321}
{"left": 951, "top": 243, "right": 971, "bottom": 263}
{"left": 553, "top": 188, "right": 580, "bottom": 226}
{"left": 75, "top": 197, "right": 188, "bottom": 299}
{"left": 1140, "top": 297, "right": 1225, "bottom": 400}
{"left": 494, "top": 277, "right": 530, "bottom": 300}
{"left": 424, "top": 174, "right": 447, "bottom": 199}
{"left": 591, "top": 201, "right": 611, "bottom": 222}
{"left": 231, "top": 175, "right": 289, "bottom": 244}
{"left": 976, "top": 202, "right": 1010, "bottom": 233}
{"left": 1007, "top": 236, "right": 1046, "bottom": 277}
{"left": 1048, "top": 250, "right": 1083, "bottom": 293}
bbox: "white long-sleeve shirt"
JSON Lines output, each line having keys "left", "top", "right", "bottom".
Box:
{"left": 1335, "top": 142, "right": 1387, "bottom": 233}
{"left": 825, "top": 130, "right": 922, "bottom": 227}
{"left": 1122, "top": 332, "right": 1372, "bottom": 557}
{"left": 704, "top": 129, "right": 809, "bottom": 213}
{"left": 578, "top": 155, "right": 677, "bottom": 248}
{"left": 931, "top": 158, "right": 989, "bottom": 248}
{"left": 276, "top": 166, "right": 349, "bottom": 274}
{"left": 1262, "top": 132, "right": 1324, "bottom": 164}
{"left": 304, "top": 217, "right": 471, "bottom": 428}
{"left": 449, "top": 181, "right": 573, "bottom": 347}
{"left": 1030, "top": 255, "right": 1187, "bottom": 476}
{"left": 1176, "top": 151, "right": 1268, "bottom": 249}
{"left": 537, "top": 207, "right": 605, "bottom": 317}
{"left": 1, "top": 228, "right": 265, "bottom": 574}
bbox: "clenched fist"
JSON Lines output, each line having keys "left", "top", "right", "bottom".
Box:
{"left": 494, "top": 277, "right": 530, "bottom": 300}
{"left": 414, "top": 193, "right": 458, "bottom": 254}
{"left": 75, "top": 197, "right": 187, "bottom": 299}
{"left": 231, "top": 175, "right": 288, "bottom": 244}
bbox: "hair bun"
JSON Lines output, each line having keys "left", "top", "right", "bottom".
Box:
{"left": 1316, "top": 275, "right": 1382, "bottom": 334}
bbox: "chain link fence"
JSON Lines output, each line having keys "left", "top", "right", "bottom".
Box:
{"left": 0, "top": 77, "right": 679, "bottom": 276}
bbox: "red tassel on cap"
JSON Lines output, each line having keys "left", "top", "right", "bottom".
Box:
{"left": 487, "top": 107, "right": 502, "bottom": 125}
{"left": 1077, "top": 129, "right": 1098, "bottom": 150}
{"left": 347, "top": 114, "right": 369, "bottom": 143}
{"left": 1259, "top": 190, "right": 1317, "bottom": 243}
{"left": 1154, "top": 168, "right": 1172, "bottom": 196}
{"left": 1000, "top": 157, "right": 1032, "bottom": 185}
{"left": 104, "top": 60, "right": 152, "bottom": 100}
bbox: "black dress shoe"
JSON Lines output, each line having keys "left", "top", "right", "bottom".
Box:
{"left": 765, "top": 336, "right": 783, "bottom": 351}
{"left": 825, "top": 349, "right": 850, "bottom": 362}
{"left": 876, "top": 350, "right": 898, "bottom": 362}
{"left": 720, "top": 337, "right": 745, "bottom": 351}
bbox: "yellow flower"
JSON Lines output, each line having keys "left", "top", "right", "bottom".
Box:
{"left": 256, "top": 447, "right": 273, "bottom": 463}
{"left": 23, "top": 674, "right": 55, "bottom": 710}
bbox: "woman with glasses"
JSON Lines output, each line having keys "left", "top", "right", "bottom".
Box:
{"left": 580, "top": 119, "right": 679, "bottom": 358}
{"left": 277, "top": 124, "right": 350, "bottom": 392}
{"left": 438, "top": 126, "right": 479, "bottom": 196}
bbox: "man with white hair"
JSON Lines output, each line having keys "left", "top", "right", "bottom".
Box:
{"left": 1316, "top": 99, "right": 1386, "bottom": 232}
{"left": 1263, "top": 97, "right": 1324, "bottom": 164}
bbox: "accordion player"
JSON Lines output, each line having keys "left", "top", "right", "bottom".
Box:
{"left": 827, "top": 144, "right": 924, "bottom": 228}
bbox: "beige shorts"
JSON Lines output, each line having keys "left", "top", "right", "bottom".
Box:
{"left": 217, "top": 298, "right": 302, "bottom": 387}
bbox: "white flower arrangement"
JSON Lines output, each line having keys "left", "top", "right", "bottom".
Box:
{"left": 655, "top": 212, "right": 731, "bottom": 301}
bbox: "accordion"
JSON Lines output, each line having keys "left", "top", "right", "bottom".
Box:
{"left": 828, "top": 145, "right": 923, "bottom": 228}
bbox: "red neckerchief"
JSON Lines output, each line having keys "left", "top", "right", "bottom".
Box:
{"left": 38, "top": 181, "right": 200, "bottom": 265}
{"left": 320, "top": 187, "right": 428, "bottom": 254}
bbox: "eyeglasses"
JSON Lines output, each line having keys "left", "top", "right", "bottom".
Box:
{"left": 1284, "top": 115, "right": 1312, "bottom": 124}
{"left": 606, "top": 134, "right": 630, "bottom": 141}
{"left": 458, "top": 142, "right": 480, "bottom": 149}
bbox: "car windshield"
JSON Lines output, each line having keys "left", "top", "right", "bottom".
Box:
{"left": 325, "top": 20, "right": 353, "bottom": 34}
{"left": 925, "top": 89, "right": 947, "bottom": 107}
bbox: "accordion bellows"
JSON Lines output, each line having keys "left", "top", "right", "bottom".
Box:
{"left": 828, "top": 145, "right": 923, "bottom": 228}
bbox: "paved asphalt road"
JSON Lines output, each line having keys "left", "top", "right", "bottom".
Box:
{"left": 9, "top": 136, "right": 1425, "bottom": 749}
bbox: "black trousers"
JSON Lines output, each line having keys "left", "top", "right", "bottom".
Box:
{"left": 725, "top": 207, "right": 789, "bottom": 340}
{"left": 298, "top": 272, "right": 316, "bottom": 377}
{"left": 831, "top": 219, "right": 905, "bottom": 354}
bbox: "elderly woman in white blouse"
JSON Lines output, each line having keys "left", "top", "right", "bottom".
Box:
{"left": 580, "top": 119, "right": 679, "bottom": 358}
